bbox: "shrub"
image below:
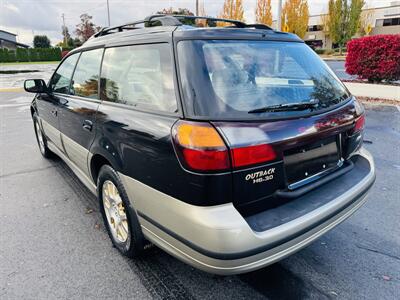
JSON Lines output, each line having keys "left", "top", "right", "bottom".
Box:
{"left": 346, "top": 34, "right": 400, "bottom": 82}
{"left": 61, "top": 50, "right": 70, "bottom": 58}
{"left": 16, "top": 48, "right": 29, "bottom": 62}
{"left": 314, "top": 48, "right": 326, "bottom": 54}
{"left": 0, "top": 49, "right": 16, "bottom": 62}
{"left": 0, "top": 47, "right": 62, "bottom": 62}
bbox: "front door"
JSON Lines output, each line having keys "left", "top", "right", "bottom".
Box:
{"left": 58, "top": 48, "right": 103, "bottom": 177}
{"left": 36, "top": 93, "right": 62, "bottom": 150}
{"left": 39, "top": 53, "right": 80, "bottom": 151}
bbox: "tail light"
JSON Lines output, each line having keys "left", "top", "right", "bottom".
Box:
{"left": 172, "top": 121, "right": 277, "bottom": 172}
{"left": 350, "top": 114, "right": 365, "bottom": 135}
{"left": 231, "top": 144, "right": 276, "bottom": 168}
{"left": 172, "top": 121, "right": 230, "bottom": 172}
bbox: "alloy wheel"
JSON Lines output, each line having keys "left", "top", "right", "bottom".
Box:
{"left": 35, "top": 121, "right": 46, "bottom": 154}
{"left": 102, "top": 180, "right": 129, "bottom": 243}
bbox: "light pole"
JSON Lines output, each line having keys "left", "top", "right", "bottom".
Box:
{"left": 62, "top": 13, "right": 66, "bottom": 45}
{"left": 196, "top": 0, "right": 199, "bottom": 16}
{"left": 277, "top": 0, "right": 282, "bottom": 31}
{"left": 106, "top": 0, "right": 111, "bottom": 27}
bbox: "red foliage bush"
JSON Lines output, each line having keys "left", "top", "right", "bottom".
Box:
{"left": 61, "top": 50, "right": 70, "bottom": 58}
{"left": 345, "top": 34, "right": 400, "bottom": 82}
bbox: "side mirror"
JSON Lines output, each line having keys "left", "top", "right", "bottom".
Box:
{"left": 24, "top": 79, "right": 48, "bottom": 93}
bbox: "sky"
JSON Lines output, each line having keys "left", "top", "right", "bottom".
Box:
{"left": 0, "top": 0, "right": 395, "bottom": 46}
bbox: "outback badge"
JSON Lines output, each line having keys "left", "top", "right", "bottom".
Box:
{"left": 245, "top": 168, "right": 275, "bottom": 184}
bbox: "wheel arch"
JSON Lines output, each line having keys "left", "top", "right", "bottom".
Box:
{"left": 30, "top": 99, "right": 38, "bottom": 117}
{"left": 89, "top": 147, "right": 124, "bottom": 185}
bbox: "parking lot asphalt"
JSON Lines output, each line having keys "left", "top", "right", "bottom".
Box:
{"left": 0, "top": 90, "right": 399, "bottom": 299}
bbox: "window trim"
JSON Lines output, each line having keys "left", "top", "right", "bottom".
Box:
{"left": 48, "top": 52, "right": 81, "bottom": 95}
{"left": 174, "top": 39, "right": 352, "bottom": 122}
{"left": 52, "top": 92, "right": 102, "bottom": 104}
{"left": 99, "top": 42, "right": 181, "bottom": 117}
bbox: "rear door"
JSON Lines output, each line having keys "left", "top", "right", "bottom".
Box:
{"left": 58, "top": 48, "right": 103, "bottom": 177}
{"left": 94, "top": 42, "right": 190, "bottom": 204}
{"left": 38, "top": 53, "right": 79, "bottom": 151}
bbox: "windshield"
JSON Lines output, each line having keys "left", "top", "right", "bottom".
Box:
{"left": 177, "top": 40, "right": 350, "bottom": 119}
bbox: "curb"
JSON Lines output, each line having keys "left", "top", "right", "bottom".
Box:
{"left": 322, "top": 57, "right": 346, "bottom": 61}
{"left": 0, "top": 87, "right": 24, "bottom": 92}
{"left": 343, "top": 82, "right": 400, "bottom": 101}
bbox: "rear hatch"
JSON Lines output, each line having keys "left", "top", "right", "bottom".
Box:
{"left": 176, "top": 38, "right": 365, "bottom": 213}
{"left": 212, "top": 99, "right": 364, "bottom": 214}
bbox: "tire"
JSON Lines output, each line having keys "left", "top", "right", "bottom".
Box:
{"left": 33, "top": 113, "right": 53, "bottom": 158}
{"left": 97, "top": 165, "right": 146, "bottom": 258}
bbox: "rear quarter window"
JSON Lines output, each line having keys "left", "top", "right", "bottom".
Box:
{"left": 100, "top": 43, "right": 177, "bottom": 113}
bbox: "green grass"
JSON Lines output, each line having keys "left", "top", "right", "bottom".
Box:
{"left": 0, "top": 61, "right": 60, "bottom": 66}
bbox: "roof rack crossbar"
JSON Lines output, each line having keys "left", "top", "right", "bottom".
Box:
{"left": 94, "top": 20, "right": 145, "bottom": 37}
{"left": 93, "top": 15, "right": 273, "bottom": 38}
{"left": 94, "top": 15, "right": 183, "bottom": 38}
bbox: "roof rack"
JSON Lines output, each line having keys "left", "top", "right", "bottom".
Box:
{"left": 93, "top": 15, "right": 175, "bottom": 38}
{"left": 93, "top": 14, "right": 273, "bottom": 38}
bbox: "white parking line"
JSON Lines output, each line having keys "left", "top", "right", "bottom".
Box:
{"left": 0, "top": 103, "right": 30, "bottom": 108}
{"left": 397, "top": 105, "right": 400, "bottom": 113}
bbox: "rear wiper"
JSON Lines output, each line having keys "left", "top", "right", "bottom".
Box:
{"left": 248, "top": 100, "right": 319, "bottom": 114}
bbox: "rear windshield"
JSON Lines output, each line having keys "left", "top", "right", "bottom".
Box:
{"left": 177, "top": 40, "right": 350, "bottom": 120}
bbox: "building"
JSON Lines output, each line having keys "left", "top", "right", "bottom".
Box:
{"left": 0, "top": 30, "right": 29, "bottom": 50}
{"left": 304, "top": 1, "right": 400, "bottom": 49}
{"left": 271, "top": 1, "right": 400, "bottom": 49}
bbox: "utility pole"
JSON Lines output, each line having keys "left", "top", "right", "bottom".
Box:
{"left": 61, "top": 13, "right": 66, "bottom": 45}
{"left": 277, "top": 0, "right": 282, "bottom": 31}
{"left": 106, "top": 0, "right": 111, "bottom": 27}
{"left": 196, "top": 0, "right": 199, "bottom": 16}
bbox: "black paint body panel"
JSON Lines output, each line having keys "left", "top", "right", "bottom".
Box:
{"left": 31, "top": 26, "right": 364, "bottom": 211}
{"left": 94, "top": 102, "right": 233, "bottom": 206}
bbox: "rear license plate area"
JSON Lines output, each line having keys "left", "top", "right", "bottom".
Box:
{"left": 283, "top": 136, "right": 340, "bottom": 189}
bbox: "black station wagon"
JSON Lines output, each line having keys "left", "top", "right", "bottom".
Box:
{"left": 25, "top": 15, "right": 376, "bottom": 275}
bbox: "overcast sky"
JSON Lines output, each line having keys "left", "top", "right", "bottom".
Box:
{"left": 0, "top": 0, "right": 395, "bottom": 46}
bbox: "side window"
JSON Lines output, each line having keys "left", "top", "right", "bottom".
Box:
{"left": 49, "top": 53, "right": 79, "bottom": 94}
{"left": 71, "top": 49, "right": 103, "bottom": 99}
{"left": 100, "top": 43, "right": 177, "bottom": 112}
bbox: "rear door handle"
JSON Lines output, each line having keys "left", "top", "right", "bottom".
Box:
{"left": 82, "top": 120, "right": 93, "bottom": 132}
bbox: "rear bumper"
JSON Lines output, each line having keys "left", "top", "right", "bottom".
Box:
{"left": 120, "top": 148, "right": 375, "bottom": 275}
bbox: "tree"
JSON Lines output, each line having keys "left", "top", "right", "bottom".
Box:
{"left": 255, "top": 0, "right": 273, "bottom": 26}
{"left": 75, "top": 13, "right": 100, "bottom": 43}
{"left": 156, "top": 7, "right": 195, "bottom": 25}
{"left": 358, "top": 8, "right": 374, "bottom": 36}
{"left": 219, "top": 0, "right": 245, "bottom": 22}
{"left": 157, "top": 7, "right": 194, "bottom": 16}
{"left": 192, "top": 3, "right": 217, "bottom": 27}
{"left": 33, "top": 35, "right": 51, "bottom": 48}
{"left": 73, "top": 37, "right": 83, "bottom": 48}
{"left": 61, "top": 25, "right": 71, "bottom": 46}
{"left": 321, "top": 13, "right": 330, "bottom": 34}
{"left": 325, "top": 0, "right": 364, "bottom": 54}
{"left": 281, "top": 0, "right": 309, "bottom": 39}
